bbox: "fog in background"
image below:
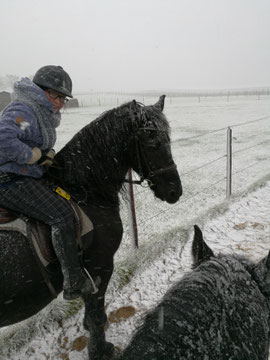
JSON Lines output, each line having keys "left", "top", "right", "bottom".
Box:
{"left": 1, "top": 0, "right": 269, "bottom": 93}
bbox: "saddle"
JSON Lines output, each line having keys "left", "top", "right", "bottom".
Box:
{"left": 0, "top": 207, "right": 17, "bottom": 223}
{"left": 0, "top": 200, "right": 94, "bottom": 269}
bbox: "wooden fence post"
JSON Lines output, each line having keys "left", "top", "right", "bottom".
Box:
{"left": 126, "top": 169, "right": 139, "bottom": 249}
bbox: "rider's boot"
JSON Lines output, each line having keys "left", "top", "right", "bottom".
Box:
{"left": 51, "top": 225, "right": 92, "bottom": 300}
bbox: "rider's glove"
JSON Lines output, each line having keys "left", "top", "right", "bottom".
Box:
{"left": 28, "top": 147, "right": 42, "bottom": 164}
{"left": 39, "top": 149, "right": 56, "bottom": 167}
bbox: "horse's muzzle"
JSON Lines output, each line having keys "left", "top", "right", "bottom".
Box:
{"left": 166, "top": 184, "right": 182, "bottom": 204}
{"left": 150, "top": 175, "right": 182, "bottom": 204}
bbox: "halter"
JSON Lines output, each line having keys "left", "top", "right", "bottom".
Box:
{"left": 125, "top": 123, "right": 177, "bottom": 186}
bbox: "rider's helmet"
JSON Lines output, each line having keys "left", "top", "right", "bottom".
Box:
{"left": 33, "top": 65, "right": 73, "bottom": 98}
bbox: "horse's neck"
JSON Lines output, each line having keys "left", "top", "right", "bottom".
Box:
{"left": 49, "top": 123, "right": 132, "bottom": 202}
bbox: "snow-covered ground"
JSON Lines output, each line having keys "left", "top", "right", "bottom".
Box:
{"left": 0, "top": 94, "right": 269, "bottom": 359}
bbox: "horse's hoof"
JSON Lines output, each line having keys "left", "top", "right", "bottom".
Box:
{"left": 88, "top": 342, "right": 115, "bottom": 360}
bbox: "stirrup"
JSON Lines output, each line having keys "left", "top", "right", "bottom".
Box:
{"left": 63, "top": 274, "right": 100, "bottom": 300}
{"left": 83, "top": 267, "right": 99, "bottom": 294}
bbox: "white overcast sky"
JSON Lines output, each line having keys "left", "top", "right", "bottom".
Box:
{"left": 1, "top": 0, "right": 269, "bottom": 93}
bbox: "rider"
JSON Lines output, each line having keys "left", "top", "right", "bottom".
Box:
{"left": 0, "top": 65, "right": 90, "bottom": 300}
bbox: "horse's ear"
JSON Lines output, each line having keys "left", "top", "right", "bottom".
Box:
{"left": 265, "top": 251, "right": 270, "bottom": 270}
{"left": 192, "top": 225, "right": 214, "bottom": 267}
{"left": 131, "top": 99, "right": 137, "bottom": 109}
{"left": 154, "top": 95, "right": 166, "bottom": 112}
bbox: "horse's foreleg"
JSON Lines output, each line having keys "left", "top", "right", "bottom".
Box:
{"left": 82, "top": 261, "right": 115, "bottom": 359}
{"left": 81, "top": 209, "right": 122, "bottom": 359}
{"left": 83, "top": 265, "right": 112, "bottom": 331}
{"left": 82, "top": 289, "right": 114, "bottom": 360}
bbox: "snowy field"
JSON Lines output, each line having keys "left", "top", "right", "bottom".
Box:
{"left": 0, "top": 93, "right": 270, "bottom": 359}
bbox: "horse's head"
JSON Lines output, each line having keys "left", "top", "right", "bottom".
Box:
{"left": 131, "top": 95, "right": 182, "bottom": 204}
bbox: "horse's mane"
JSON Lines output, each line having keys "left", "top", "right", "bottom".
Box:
{"left": 55, "top": 100, "right": 170, "bottom": 198}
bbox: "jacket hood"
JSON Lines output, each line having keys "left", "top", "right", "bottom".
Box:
{"left": 12, "top": 77, "right": 54, "bottom": 112}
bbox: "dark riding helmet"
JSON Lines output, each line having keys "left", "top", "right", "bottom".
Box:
{"left": 33, "top": 65, "right": 73, "bottom": 98}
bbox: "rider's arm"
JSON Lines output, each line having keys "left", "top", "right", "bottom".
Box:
{"left": 0, "top": 103, "right": 42, "bottom": 165}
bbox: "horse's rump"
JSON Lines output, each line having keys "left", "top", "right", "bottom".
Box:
{"left": 0, "top": 229, "right": 63, "bottom": 327}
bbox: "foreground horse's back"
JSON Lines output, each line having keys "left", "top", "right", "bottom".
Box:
{"left": 0, "top": 230, "right": 62, "bottom": 327}
{"left": 119, "top": 226, "right": 270, "bottom": 360}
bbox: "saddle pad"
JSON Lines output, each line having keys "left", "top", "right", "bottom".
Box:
{"left": 0, "top": 217, "right": 27, "bottom": 236}
{"left": 0, "top": 217, "right": 53, "bottom": 267}
{"left": 0, "top": 203, "right": 94, "bottom": 268}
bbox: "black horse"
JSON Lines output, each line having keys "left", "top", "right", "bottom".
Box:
{"left": 119, "top": 226, "right": 270, "bottom": 360}
{"left": 0, "top": 95, "right": 182, "bottom": 359}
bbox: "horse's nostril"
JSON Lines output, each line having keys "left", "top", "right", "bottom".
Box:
{"left": 168, "top": 189, "right": 179, "bottom": 202}
{"left": 168, "top": 186, "right": 182, "bottom": 202}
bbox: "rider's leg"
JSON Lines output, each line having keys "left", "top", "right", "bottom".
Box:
{"left": 0, "top": 176, "right": 89, "bottom": 299}
{"left": 51, "top": 224, "right": 89, "bottom": 299}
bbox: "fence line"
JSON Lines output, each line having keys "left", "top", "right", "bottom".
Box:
{"left": 230, "top": 115, "right": 270, "bottom": 129}
{"left": 77, "top": 90, "right": 270, "bottom": 108}
{"left": 181, "top": 155, "right": 226, "bottom": 177}
{"left": 127, "top": 115, "right": 270, "bottom": 238}
{"left": 233, "top": 140, "right": 270, "bottom": 156}
{"left": 133, "top": 149, "right": 270, "bottom": 228}
{"left": 135, "top": 154, "right": 270, "bottom": 228}
{"left": 132, "top": 123, "right": 269, "bottom": 198}
{"left": 172, "top": 115, "right": 270, "bottom": 144}
{"left": 134, "top": 136, "right": 268, "bottom": 198}
{"left": 232, "top": 155, "right": 270, "bottom": 177}
{"left": 172, "top": 127, "right": 226, "bottom": 144}
{"left": 131, "top": 154, "right": 226, "bottom": 197}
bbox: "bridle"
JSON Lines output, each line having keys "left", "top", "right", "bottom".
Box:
{"left": 125, "top": 125, "right": 177, "bottom": 186}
